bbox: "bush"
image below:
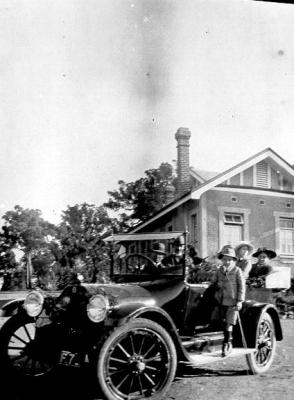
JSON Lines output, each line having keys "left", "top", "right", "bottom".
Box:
{"left": 186, "top": 259, "right": 219, "bottom": 284}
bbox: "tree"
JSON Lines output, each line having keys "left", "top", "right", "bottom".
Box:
{"left": 0, "top": 205, "right": 57, "bottom": 289}
{"left": 104, "top": 162, "right": 175, "bottom": 229}
{"left": 2, "top": 205, "right": 56, "bottom": 251}
{"left": 56, "top": 203, "right": 114, "bottom": 285}
{"left": 0, "top": 229, "right": 17, "bottom": 290}
{"left": 0, "top": 226, "right": 17, "bottom": 270}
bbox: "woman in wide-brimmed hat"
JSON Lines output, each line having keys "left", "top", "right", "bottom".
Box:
{"left": 235, "top": 241, "right": 254, "bottom": 279}
{"left": 252, "top": 247, "right": 277, "bottom": 260}
{"left": 248, "top": 247, "right": 277, "bottom": 285}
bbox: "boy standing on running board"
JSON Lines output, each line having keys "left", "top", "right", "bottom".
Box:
{"left": 213, "top": 245, "right": 246, "bottom": 357}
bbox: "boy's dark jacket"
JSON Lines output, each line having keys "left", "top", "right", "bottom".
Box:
{"left": 213, "top": 265, "right": 245, "bottom": 306}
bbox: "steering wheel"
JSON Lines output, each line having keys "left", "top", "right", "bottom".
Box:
{"left": 125, "top": 253, "right": 157, "bottom": 273}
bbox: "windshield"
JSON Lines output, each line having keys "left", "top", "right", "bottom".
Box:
{"left": 110, "top": 235, "right": 186, "bottom": 282}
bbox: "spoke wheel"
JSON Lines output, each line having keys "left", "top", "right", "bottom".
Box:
{"left": 0, "top": 314, "right": 56, "bottom": 379}
{"left": 246, "top": 312, "right": 276, "bottom": 374}
{"left": 97, "top": 318, "right": 177, "bottom": 400}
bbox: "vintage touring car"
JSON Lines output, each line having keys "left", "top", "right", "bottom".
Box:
{"left": 0, "top": 232, "right": 283, "bottom": 400}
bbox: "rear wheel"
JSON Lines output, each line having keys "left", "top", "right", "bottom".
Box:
{"left": 97, "top": 318, "right": 177, "bottom": 400}
{"left": 246, "top": 312, "right": 276, "bottom": 374}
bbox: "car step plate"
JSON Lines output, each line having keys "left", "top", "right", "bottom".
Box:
{"left": 184, "top": 347, "right": 255, "bottom": 366}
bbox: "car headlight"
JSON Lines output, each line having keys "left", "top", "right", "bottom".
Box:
{"left": 24, "top": 291, "right": 44, "bottom": 317}
{"left": 87, "top": 295, "right": 109, "bottom": 323}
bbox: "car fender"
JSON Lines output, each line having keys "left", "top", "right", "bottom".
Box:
{"left": 120, "top": 306, "right": 187, "bottom": 360}
{"left": 0, "top": 299, "right": 24, "bottom": 317}
{"left": 240, "top": 301, "right": 282, "bottom": 348}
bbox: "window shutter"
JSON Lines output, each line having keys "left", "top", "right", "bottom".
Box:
{"left": 256, "top": 161, "right": 269, "bottom": 188}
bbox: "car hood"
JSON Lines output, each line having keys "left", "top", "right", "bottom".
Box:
{"left": 82, "top": 277, "right": 185, "bottom": 315}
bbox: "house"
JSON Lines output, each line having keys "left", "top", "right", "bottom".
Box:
{"left": 131, "top": 127, "right": 294, "bottom": 274}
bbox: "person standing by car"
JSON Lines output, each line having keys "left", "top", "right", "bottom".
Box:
{"left": 186, "top": 246, "right": 204, "bottom": 283}
{"left": 235, "top": 241, "right": 254, "bottom": 278}
{"left": 247, "top": 247, "right": 276, "bottom": 288}
{"left": 213, "top": 245, "right": 245, "bottom": 357}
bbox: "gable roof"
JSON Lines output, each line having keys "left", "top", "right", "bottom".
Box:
{"left": 190, "top": 167, "right": 219, "bottom": 182}
{"left": 131, "top": 147, "right": 294, "bottom": 233}
{"left": 191, "top": 147, "right": 294, "bottom": 199}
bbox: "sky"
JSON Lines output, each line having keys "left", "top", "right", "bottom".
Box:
{"left": 1, "top": 0, "right": 294, "bottom": 224}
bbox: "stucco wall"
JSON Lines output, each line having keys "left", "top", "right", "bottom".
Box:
{"left": 135, "top": 188, "right": 294, "bottom": 276}
{"left": 205, "top": 189, "right": 294, "bottom": 274}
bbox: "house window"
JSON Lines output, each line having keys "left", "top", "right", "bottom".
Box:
{"left": 279, "top": 218, "right": 294, "bottom": 254}
{"left": 223, "top": 213, "right": 244, "bottom": 246}
{"left": 224, "top": 213, "right": 243, "bottom": 224}
{"left": 218, "top": 207, "right": 250, "bottom": 250}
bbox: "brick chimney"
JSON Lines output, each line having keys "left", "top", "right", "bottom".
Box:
{"left": 175, "top": 127, "right": 192, "bottom": 196}
{"left": 164, "top": 183, "right": 176, "bottom": 204}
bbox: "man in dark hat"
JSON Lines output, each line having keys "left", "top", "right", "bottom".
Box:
{"left": 161, "top": 236, "right": 185, "bottom": 271}
{"left": 247, "top": 247, "right": 276, "bottom": 288}
{"left": 151, "top": 242, "right": 166, "bottom": 269}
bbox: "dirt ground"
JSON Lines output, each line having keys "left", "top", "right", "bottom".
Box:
{"left": 165, "top": 319, "right": 294, "bottom": 400}
{"left": 1, "top": 320, "right": 294, "bottom": 400}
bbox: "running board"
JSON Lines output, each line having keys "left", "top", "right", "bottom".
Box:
{"left": 182, "top": 347, "right": 255, "bottom": 367}
{"left": 182, "top": 333, "right": 223, "bottom": 347}
{"left": 181, "top": 332, "right": 224, "bottom": 352}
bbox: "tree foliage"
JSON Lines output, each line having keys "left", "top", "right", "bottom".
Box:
{"left": 56, "top": 203, "right": 114, "bottom": 284}
{"left": 0, "top": 205, "right": 57, "bottom": 289}
{"left": 0, "top": 227, "right": 17, "bottom": 271}
{"left": 1, "top": 205, "right": 56, "bottom": 252}
{"left": 104, "top": 162, "right": 175, "bottom": 229}
{"left": 0, "top": 162, "right": 177, "bottom": 290}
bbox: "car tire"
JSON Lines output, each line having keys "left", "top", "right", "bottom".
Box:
{"left": 97, "top": 318, "right": 177, "bottom": 400}
{"left": 246, "top": 312, "right": 276, "bottom": 374}
{"left": 0, "top": 313, "right": 57, "bottom": 382}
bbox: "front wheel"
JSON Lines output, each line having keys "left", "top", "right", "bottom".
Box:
{"left": 246, "top": 312, "right": 276, "bottom": 374}
{"left": 97, "top": 318, "right": 177, "bottom": 400}
{"left": 0, "top": 313, "right": 57, "bottom": 380}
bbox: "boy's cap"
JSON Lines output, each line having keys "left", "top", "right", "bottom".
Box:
{"left": 217, "top": 245, "right": 237, "bottom": 260}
